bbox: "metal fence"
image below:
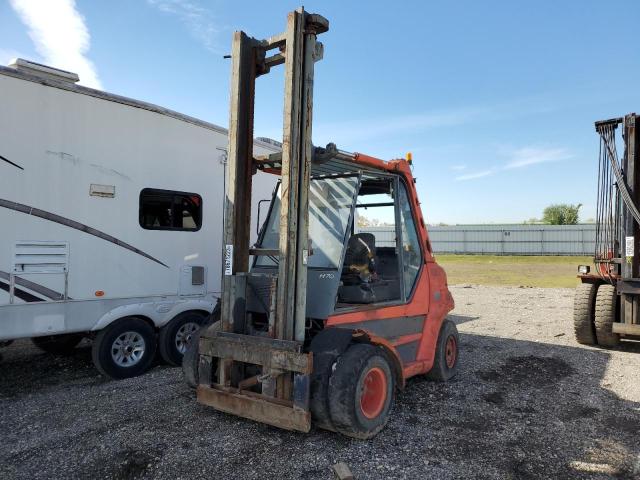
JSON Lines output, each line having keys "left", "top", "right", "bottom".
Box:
{"left": 360, "top": 224, "right": 597, "bottom": 256}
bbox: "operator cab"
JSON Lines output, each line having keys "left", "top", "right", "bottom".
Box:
{"left": 250, "top": 171, "right": 423, "bottom": 323}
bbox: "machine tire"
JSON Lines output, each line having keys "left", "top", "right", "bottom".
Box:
{"left": 31, "top": 333, "right": 84, "bottom": 355}
{"left": 327, "top": 343, "right": 395, "bottom": 439}
{"left": 207, "top": 301, "right": 221, "bottom": 325}
{"left": 426, "top": 319, "right": 460, "bottom": 381}
{"left": 183, "top": 321, "right": 220, "bottom": 389}
{"left": 92, "top": 317, "right": 157, "bottom": 379}
{"left": 573, "top": 282, "right": 598, "bottom": 345}
{"left": 158, "top": 311, "right": 207, "bottom": 366}
{"left": 594, "top": 284, "right": 620, "bottom": 347}
{"left": 309, "top": 351, "right": 339, "bottom": 431}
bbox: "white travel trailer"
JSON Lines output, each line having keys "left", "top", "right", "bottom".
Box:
{"left": 0, "top": 59, "right": 278, "bottom": 378}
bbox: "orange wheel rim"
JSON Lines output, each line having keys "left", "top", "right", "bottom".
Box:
{"left": 445, "top": 335, "right": 457, "bottom": 369}
{"left": 360, "top": 367, "right": 387, "bottom": 419}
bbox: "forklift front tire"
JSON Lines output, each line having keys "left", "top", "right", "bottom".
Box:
{"left": 182, "top": 321, "right": 220, "bottom": 389}
{"left": 328, "top": 343, "right": 395, "bottom": 439}
{"left": 92, "top": 317, "right": 157, "bottom": 379}
{"left": 426, "top": 319, "right": 460, "bottom": 381}
{"left": 594, "top": 284, "right": 620, "bottom": 347}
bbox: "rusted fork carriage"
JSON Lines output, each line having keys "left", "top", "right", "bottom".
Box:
{"left": 190, "top": 8, "right": 457, "bottom": 438}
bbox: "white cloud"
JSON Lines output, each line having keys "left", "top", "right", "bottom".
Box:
{"left": 147, "top": 0, "right": 220, "bottom": 52}
{"left": 455, "top": 169, "right": 494, "bottom": 181}
{"left": 453, "top": 145, "right": 574, "bottom": 181}
{"left": 313, "top": 106, "right": 488, "bottom": 146}
{"left": 504, "top": 146, "right": 574, "bottom": 169}
{"left": 451, "top": 164, "right": 466, "bottom": 171}
{"left": 9, "top": 0, "right": 101, "bottom": 89}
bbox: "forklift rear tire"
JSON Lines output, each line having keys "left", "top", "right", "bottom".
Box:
{"left": 158, "top": 311, "right": 207, "bottom": 366}
{"left": 426, "top": 319, "right": 459, "bottom": 381}
{"left": 594, "top": 284, "right": 620, "bottom": 347}
{"left": 92, "top": 317, "right": 157, "bottom": 379}
{"left": 31, "top": 333, "right": 84, "bottom": 355}
{"left": 573, "top": 282, "right": 598, "bottom": 345}
{"left": 327, "top": 343, "right": 395, "bottom": 439}
{"left": 182, "top": 321, "right": 220, "bottom": 389}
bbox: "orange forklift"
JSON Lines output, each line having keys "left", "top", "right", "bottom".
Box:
{"left": 183, "top": 8, "right": 458, "bottom": 439}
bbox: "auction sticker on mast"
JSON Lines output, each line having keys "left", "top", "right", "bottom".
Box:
{"left": 224, "top": 244, "right": 233, "bottom": 275}
{"left": 626, "top": 236, "right": 634, "bottom": 257}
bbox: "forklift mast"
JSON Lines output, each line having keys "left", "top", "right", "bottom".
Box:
{"left": 198, "top": 8, "right": 328, "bottom": 432}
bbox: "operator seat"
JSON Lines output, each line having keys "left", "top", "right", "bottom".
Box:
{"left": 338, "top": 233, "right": 377, "bottom": 303}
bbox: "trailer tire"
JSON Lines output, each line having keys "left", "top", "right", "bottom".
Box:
{"left": 158, "top": 311, "right": 207, "bottom": 366}
{"left": 426, "top": 319, "right": 459, "bottom": 381}
{"left": 573, "top": 282, "right": 598, "bottom": 345}
{"left": 327, "top": 343, "right": 395, "bottom": 439}
{"left": 92, "top": 317, "right": 156, "bottom": 379}
{"left": 183, "top": 321, "right": 220, "bottom": 389}
{"left": 31, "top": 333, "right": 84, "bottom": 355}
{"left": 594, "top": 284, "right": 620, "bottom": 347}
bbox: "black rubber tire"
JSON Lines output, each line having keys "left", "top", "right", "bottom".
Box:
{"left": 158, "top": 311, "right": 207, "bottom": 366}
{"left": 426, "top": 319, "right": 460, "bottom": 381}
{"left": 594, "top": 284, "right": 620, "bottom": 347}
{"left": 207, "top": 300, "right": 221, "bottom": 325}
{"left": 309, "top": 351, "right": 339, "bottom": 431}
{"left": 327, "top": 343, "right": 395, "bottom": 439}
{"left": 91, "top": 317, "right": 157, "bottom": 379}
{"left": 573, "top": 282, "right": 598, "bottom": 345}
{"left": 183, "top": 321, "right": 220, "bottom": 389}
{"left": 31, "top": 333, "right": 84, "bottom": 355}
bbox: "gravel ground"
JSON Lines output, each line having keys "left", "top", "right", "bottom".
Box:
{"left": 1, "top": 285, "right": 639, "bottom": 480}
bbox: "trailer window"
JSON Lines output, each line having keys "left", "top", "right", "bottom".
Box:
{"left": 139, "top": 189, "right": 202, "bottom": 231}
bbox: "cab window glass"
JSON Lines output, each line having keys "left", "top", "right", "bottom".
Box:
{"left": 398, "top": 182, "right": 422, "bottom": 297}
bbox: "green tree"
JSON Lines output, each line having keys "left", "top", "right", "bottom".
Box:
{"left": 542, "top": 203, "right": 582, "bottom": 225}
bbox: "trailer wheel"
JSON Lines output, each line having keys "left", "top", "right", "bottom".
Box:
{"left": 31, "top": 333, "right": 84, "bottom": 355}
{"left": 573, "top": 282, "right": 598, "bottom": 345}
{"left": 327, "top": 343, "right": 395, "bottom": 439}
{"left": 92, "top": 317, "right": 156, "bottom": 379}
{"left": 158, "top": 311, "right": 207, "bottom": 366}
{"left": 183, "top": 321, "right": 220, "bottom": 389}
{"left": 594, "top": 284, "right": 620, "bottom": 347}
{"left": 426, "top": 319, "right": 460, "bottom": 381}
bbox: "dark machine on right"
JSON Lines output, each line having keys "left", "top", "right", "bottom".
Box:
{"left": 575, "top": 113, "right": 640, "bottom": 347}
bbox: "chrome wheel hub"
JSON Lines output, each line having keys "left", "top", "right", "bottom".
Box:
{"left": 111, "top": 331, "right": 146, "bottom": 367}
{"left": 175, "top": 322, "right": 200, "bottom": 354}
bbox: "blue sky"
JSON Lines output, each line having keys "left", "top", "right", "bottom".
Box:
{"left": 1, "top": 0, "right": 639, "bottom": 224}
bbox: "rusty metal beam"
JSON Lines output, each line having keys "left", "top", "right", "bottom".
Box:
{"left": 197, "top": 385, "right": 312, "bottom": 432}
{"left": 198, "top": 332, "right": 313, "bottom": 374}
{"left": 612, "top": 322, "right": 640, "bottom": 335}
